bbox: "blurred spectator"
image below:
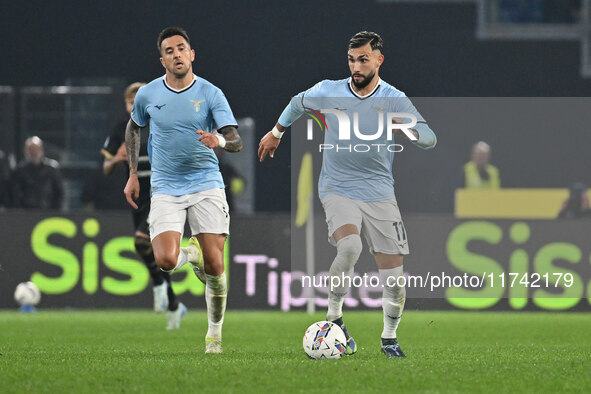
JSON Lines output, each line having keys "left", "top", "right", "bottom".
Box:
{"left": 215, "top": 146, "right": 245, "bottom": 212}
{"left": 94, "top": 82, "right": 147, "bottom": 210}
{"left": 10, "top": 136, "right": 64, "bottom": 209}
{"left": 81, "top": 83, "right": 142, "bottom": 210}
{"left": 461, "top": 141, "right": 500, "bottom": 189}
{"left": 557, "top": 182, "right": 591, "bottom": 219}
{"left": 0, "top": 148, "right": 12, "bottom": 209}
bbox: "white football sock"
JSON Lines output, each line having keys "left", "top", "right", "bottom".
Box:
{"left": 326, "top": 234, "right": 362, "bottom": 322}
{"left": 205, "top": 272, "right": 227, "bottom": 339}
{"left": 379, "top": 266, "right": 406, "bottom": 339}
{"left": 182, "top": 244, "right": 201, "bottom": 264}
{"left": 160, "top": 248, "right": 189, "bottom": 273}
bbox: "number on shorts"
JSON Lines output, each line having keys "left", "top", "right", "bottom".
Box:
{"left": 393, "top": 221, "right": 406, "bottom": 242}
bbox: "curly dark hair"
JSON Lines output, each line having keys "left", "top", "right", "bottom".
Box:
{"left": 348, "top": 31, "right": 383, "bottom": 52}
{"left": 157, "top": 26, "right": 191, "bottom": 53}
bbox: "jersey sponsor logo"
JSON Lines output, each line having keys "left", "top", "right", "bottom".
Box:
{"left": 190, "top": 99, "right": 205, "bottom": 112}
{"left": 155, "top": 104, "right": 166, "bottom": 110}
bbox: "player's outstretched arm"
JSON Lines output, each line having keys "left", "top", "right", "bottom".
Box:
{"left": 258, "top": 123, "right": 286, "bottom": 162}
{"left": 391, "top": 118, "right": 437, "bottom": 150}
{"left": 410, "top": 122, "right": 437, "bottom": 150}
{"left": 123, "top": 119, "right": 140, "bottom": 209}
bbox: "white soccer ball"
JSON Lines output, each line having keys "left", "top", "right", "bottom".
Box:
{"left": 14, "top": 281, "right": 41, "bottom": 306}
{"left": 303, "top": 321, "right": 347, "bottom": 359}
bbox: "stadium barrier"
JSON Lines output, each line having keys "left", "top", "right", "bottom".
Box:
{"left": 454, "top": 188, "right": 591, "bottom": 219}
{"left": 1, "top": 212, "right": 590, "bottom": 311}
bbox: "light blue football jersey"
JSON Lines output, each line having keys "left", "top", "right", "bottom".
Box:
{"left": 278, "top": 78, "right": 436, "bottom": 202}
{"left": 131, "top": 75, "right": 237, "bottom": 196}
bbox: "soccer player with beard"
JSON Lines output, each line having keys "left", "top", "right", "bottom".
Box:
{"left": 124, "top": 27, "right": 242, "bottom": 354}
{"left": 258, "top": 31, "right": 436, "bottom": 358}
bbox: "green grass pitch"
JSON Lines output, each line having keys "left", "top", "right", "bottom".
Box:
{"left": 1, "top": 310, "right": 590, "bottom": 393}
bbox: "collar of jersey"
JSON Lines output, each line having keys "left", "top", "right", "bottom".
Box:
{"left": 347, "top": 77, "right": 381, "bottom": 99}
{"left": 162, "top": 74, "right": 197, "bottom": 93}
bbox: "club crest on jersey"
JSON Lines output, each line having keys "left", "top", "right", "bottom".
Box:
{"left": 190, "top": 99, "right": 205, "bottom": 112}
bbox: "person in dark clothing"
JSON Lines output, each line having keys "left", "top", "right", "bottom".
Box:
{"left": 214, "top": 147, "right": 245, "bottom": 213}
{"left": 0, "top": 148, "right": 12, "bottom": 209}
{"left": 11, "top": 136, "right": 64, "bottom": 210}
{"left": 558, "top": 182, "right": 591, "bottom": 219}
{"left": 80, "top": 161, "right": 129, "bottom": 210}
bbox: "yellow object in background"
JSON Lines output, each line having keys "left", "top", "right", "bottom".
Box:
{"left": 230, "top": 178, "right": 245, "bottom": 196}
{"left": 455, "top": 189, "right": 576, "bottom": 219}
{"left": 295, "top": 153, "right": 313, "bottom": 227}
{"left": 463, "top": 162, "right": 500, "bottom": 189}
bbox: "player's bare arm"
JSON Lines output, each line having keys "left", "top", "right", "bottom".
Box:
{"left": 123, "top": 119, "right": 141, "bottom": 209}
{"left": 196, "top": 126, "right": 243, "bottom": 152}
{"left": 103, "top": 143, "right": 127, "bottom": 176}
{"left": 125, "top": 119, "right": 141, "bottom": 173}
{"left": 219, "top": 126, "right": 243, "bottom": 152}
{"left": 258, "top": 122, "right": 286, "bottom": 162}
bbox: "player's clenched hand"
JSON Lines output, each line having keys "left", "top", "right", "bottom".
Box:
{"left": 196, "top": 129, "right": 220, "bottom": 148}
{"left": 124, "top": 174, "right": 140, "bottom": 209}
{"left": 258, "top": 131, "right": 281, "bottom": 162}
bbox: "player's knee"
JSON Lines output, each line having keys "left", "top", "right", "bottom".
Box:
{"left": 157, "top": 257, "right": 177, "bottom": 272}
{"left": 200, "top": 244, "right": 225, "bottom": 275}
{"left": 203, "top": 255, "right": 224, "bottom": 276}
{"left": 134, "top": 236, "right": 153, "bottom": 261}
{"left": 153, "top": 250, "right": 178, "bottom": 272}
{"left": 336, "top": 234, "right": 362, "bottom": 259}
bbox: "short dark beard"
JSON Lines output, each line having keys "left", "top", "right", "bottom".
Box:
{"left": 351, "top": 70, "right": 376, "bottom": 90}
{"left": 171, "top": 68, "right": 189, "bottom": 79}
